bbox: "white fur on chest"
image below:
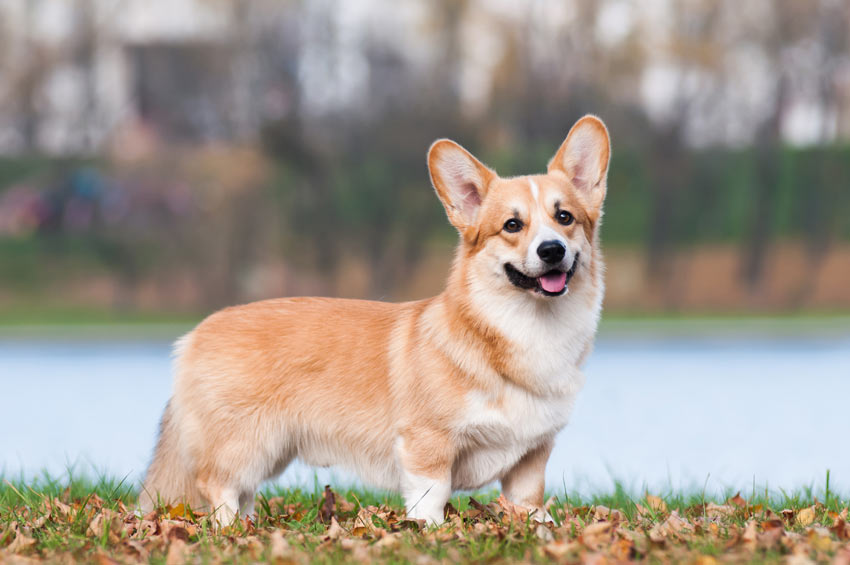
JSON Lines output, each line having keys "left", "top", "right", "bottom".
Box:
{"left": 450, "top": 282, "right": 600, "bottom": 490}
{"left": 473, "top": 276, "right": 601, "bottom": 393}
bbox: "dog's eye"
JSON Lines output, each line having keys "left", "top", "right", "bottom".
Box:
{"left": 556, "top": 210, "right": 574, "bottom": 226}
{"left": 503, "top": 218, "right": 523, "bottom": 233}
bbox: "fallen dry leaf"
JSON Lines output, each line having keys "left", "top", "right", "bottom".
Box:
{"left": 782, "top": 508, "right": 797, "bottom": 524}
{"left": 543, "top": 539, "right": 575, "bottom": 559}
{"left": 807, "top": 527, "right": 833, "bottom": 552}
{"left": 645, "top": 494, "right": 668, "bottom": 514}
{"left": 164, "top": 539, "right": 187, "bottom": 565}
{"left": 593, "top": 505, "right": 626, "bottom": 523}
{"left": 797, "top": 506, "right": 817, "bottom": 527}
{"left": 649, "top": 511, "right": 695, "bottom": 542}
{"left": 269, "top": 530, "right": 291, "bottom": 560}
{"left": 705, "top": 502, "right": 735, "bottom": 518}
{"left": 740, "top": 520, "right": 758, "bottom": 551}
{"left": 87, "top": 509, "right": 123, "bottom": 543}
{"left": 495, "top": 494, "right": 533, "bottom": 522}
{"left": 321, "top": 485, "right": 335, "bottom": 524}
{"left": 7, "top": 528, "right": 36, "bottom": 554}
{"left": 727, "top": 492, "right": 747, "bottom": 508}
{"left": 326, "top": 516, "right": 345, "bottom": 540}
{"left": 582, "top": 521, "right": 614, "bottom": 550}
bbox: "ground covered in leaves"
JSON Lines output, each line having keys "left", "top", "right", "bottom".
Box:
{"left": 1, "top": 477, "right": 849, "bottom": 564}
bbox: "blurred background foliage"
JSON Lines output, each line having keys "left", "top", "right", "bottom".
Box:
{"left": 0, "top": 0, "right": 849, "bottom": 317}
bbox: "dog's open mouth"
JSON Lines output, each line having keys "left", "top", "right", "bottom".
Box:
{"left": 504, "top": 254, "right": 579, "bottom": 296}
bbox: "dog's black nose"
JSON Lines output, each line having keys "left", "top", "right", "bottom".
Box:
{"left": 537, "top": 240, "right": 566, "bottom": 264}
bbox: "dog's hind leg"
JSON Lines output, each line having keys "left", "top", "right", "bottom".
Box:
{"left": 241, "top": 450, "right": 295, "bottom": 518}
{"left": 200, "top": 439, "right": 296, "bottom": 524}
{"left": 239, "top": 490, "right": 256, "bottom": 517}
{"left": 197, "top": 478, "right": 240, "bottom": 527}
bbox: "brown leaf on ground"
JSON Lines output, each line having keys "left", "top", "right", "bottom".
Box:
{"left": 166, "top": 503, "right": 188, "bottom": 520}
{"left": 468, "top": 497, "right": 496, "bottom": 520}
{"left": 335, "top": 497, "right": 356, "bottom": 513}
{"left": 268, "top": 530, "right": 291, "bottom": 560}
{"left": 831, "top": 516, "right": 849, "bottom": 540}
{"left": 87, "top": 509, "right": 123, "bottom": 543}
{"left": 761, "top": 518, "right": 784, "bottom": 531}
{"left": 705, "top": 502, "right": 735, "bottom": 518}
{"left": 6, "top": 525, "right": 36, "bottom": 555}
{"left": 164, "top": 539, "right": 187, "bottom": 565}
{"left": 807, "top": 527, "right": 833, "bottom": 552}
{"left": 543, "top": 539, "right": 578, "bottom": 559}
{"left": 649, "top": 511, "right": 695, "bottom": 542}
{"left": 740, "top": 520, "right": 758, "bottom": 552}
{"left": 758, "top": 522, "right": 785, "bottom": 550}
{"left": 374, "top": 532, "right": 401, "bottom": 549}
{"left": 354, "top": 506, "right": 381, "bottom": 534}
{"left": 122, "top": 539, "right": 149, "bottom": 561}
{"left": 610, "top": 537, "right": 635, "bottom": 561}
{"left": 782, "top": 508, "right": 796, "bottom": 524}
{"left": 321, "top": 485, "right": 335, "bottom": 524}
{"left": 727, "top": 492, "right": 747, "bottom": 508}
{"left": 137, "top": 519, "right": 159, "bottom": 538}
{"left": 495, "top": 494, "right": 532, "bottom": 522}
{"left": 582, "top": 521, "right": 615, "bottom": 550}
{"left": 645, "top": 494, "right": 668, "bottom": 514}
{"left": 797, "top": 506, "right": 817, "bottom": 527}
{"left": 326, "top": 516, "right": 345, "bottom": 540}
{"left": 593, "top": 505, "right": 626, "bottom": 523}
{"left": 45, "top": 498, "right": 72, "bottom": 518}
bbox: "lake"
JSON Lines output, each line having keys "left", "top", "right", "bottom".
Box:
{"left": 2, "top": 318, "right": 848, "bottom": 498}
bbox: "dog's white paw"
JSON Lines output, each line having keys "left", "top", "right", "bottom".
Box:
{"left": 529, "top": 508, "right": 555, "bottom": 523}
{"left": 407, "top": 507, "right": 446, "bottom": 526}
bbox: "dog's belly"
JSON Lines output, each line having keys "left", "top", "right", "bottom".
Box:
{"left": 451, "top": 386, "right": 576, "bottom": 490}
{"left": 295, "top": 429, "right": 402, "bottom": 491}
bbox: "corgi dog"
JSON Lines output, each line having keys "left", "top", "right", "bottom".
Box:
{"left": 141, "top": 115, "right": 611, "bottom": 525}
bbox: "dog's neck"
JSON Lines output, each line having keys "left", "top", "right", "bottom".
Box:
{"left": 424, "top": 245, "right": 598, "bottom": 397}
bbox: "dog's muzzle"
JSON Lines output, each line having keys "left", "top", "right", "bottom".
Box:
{"left": 504, "top": 253, "right": 579, "bottom": 296}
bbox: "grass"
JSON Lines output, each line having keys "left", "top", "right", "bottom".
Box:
{"left": 1, "top": 473, "right": 848, "bottom": 563}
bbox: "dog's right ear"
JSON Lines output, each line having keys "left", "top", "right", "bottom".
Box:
{"left": 428, "top": 139, "right": 495, "bottom": 233}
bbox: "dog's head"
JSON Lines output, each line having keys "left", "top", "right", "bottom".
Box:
{"left": 428, "top": 115, "right": 610, "bottom": 298}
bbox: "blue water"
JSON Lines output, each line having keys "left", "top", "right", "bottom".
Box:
{"left": 2, "top": 325, "right": 848, "bottom": 497}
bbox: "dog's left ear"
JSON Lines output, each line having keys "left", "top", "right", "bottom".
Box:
{"left": 548, "top": 115, "right": 611, "bottom": 207}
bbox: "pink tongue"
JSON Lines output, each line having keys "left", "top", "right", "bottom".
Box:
{"left": 539, "top": 271, "right": 567, "bottom": 293}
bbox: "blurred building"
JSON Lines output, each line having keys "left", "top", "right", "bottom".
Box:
{"left": 2, "top": 0, "right": 850, "bottom": 155}
{"left": 0, "top": 0, "right": 276, "bottom": 153}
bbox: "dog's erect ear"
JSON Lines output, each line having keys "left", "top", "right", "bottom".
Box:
{"left": 428, "top": 139, "right": 495, "bottom": 231}
{"left": 548, "top": 115, "right": 611, "bottom": 206}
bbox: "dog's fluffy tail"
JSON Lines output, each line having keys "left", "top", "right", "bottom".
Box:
{"left": 139, "top": 399, "right": 202, "bottom": 512}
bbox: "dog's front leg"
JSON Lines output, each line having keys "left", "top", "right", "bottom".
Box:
{"left": 500, "top": 438, "right": 554, "bottom": 522}
{"left": 396, "top": 431, "right": 453, "bottom": 525}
